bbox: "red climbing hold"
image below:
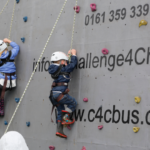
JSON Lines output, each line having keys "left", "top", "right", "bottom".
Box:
{"left": 90, "top": 3, "right": 96, "bottom": 11}
{"left": 74, "top": 6, "right": 80, "bottom": 13}
{"left": 49, "top": 146, "right": 55, "bottom": 150}
{"left": 102, "top": 48, "right": 109, "bottom": 55}
{"left": 82, "top": 146, "right": 86, "bottom": 150}
{"left": 83, "top": 98, "right": 88, "bottom": 102}
{"left": 98, "top": 125, "right": 103, "bottom": 130}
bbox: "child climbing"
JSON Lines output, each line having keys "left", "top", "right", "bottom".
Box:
{"left": 49, "top": 49, "right": 77, "bottom": 138}
{"left": 0, "top": 38, "right": 20, "bottom": 116}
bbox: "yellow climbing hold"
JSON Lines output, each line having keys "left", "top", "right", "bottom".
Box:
{"left": 133, "top": 127, "right": 140, "bottom": 133}
{"left": 139, "top": 20, "right": 148, "bottom": 27}
{"left": 135, "top": 97, "right": 141, "bottom": 103}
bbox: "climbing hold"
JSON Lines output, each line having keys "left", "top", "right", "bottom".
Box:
{"left": 83, "top": 98, "right": 88, "bottom": 102}
{"left": 15, "top": 98, "right": 20, "bottom": 103}
{"left": 74, "top": 6, "right": 80, "bottom": 13}
{"left": 21, "top": 37, "right": 25, "bottom": 43}
{"left": 135, "top": 97, "right": 141, "bottom": 103}
{"left": 23, "top": 16, "right": 28, "bottom": 22}
{"left": 49, "top": 146, "right": 55, "bottom": 150}
{"left": 139, "top": 20, "right": 148, "bottom": 27}
{"left": 133, "top": 127, "right": 140, "bottom": 133}
{"left": 26, "top": 122, "right": 30, "bottom": 127}
{"left": 90, "top": 3, "right": 96, "bottom": 11}
{"left": 98, "top": 125, "right": 103, "bottom": 130}
{"left": 4, "top": 121, "right": 8, "bottom": 125}
{"left": 16, "top": 0, "right": 20, "bottom": 3}
{"left": 102, "top": 48, "right": 109, "bottom": 55}
{"left": 82, "top": 146, "right": 86, "bottom": 150}
{"left": 67, "top": 125, "right": 71, "bottom": 130}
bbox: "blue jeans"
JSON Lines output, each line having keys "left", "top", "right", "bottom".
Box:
{"left": 50, "top": 92, "right": 77, "bottom": 122}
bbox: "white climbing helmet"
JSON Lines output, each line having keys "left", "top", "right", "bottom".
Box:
{"left": 0, "top": 131, "right": 29, "bottom": 150}
{"left": 0, "top": 40, "right": 7, "bottom": 53}
{"left": 51, "top": 51, "right": 68, "bottom": 62}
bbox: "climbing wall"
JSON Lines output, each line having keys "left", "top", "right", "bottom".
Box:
{"left": 0, "top": 0, "right": 150, "bottom": 149}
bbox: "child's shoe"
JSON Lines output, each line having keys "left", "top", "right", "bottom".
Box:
{"left": 61, "top": 110, "right": 75, "bottom": 125}
{"left": 56, "top": 121, "right": 67, "bottom": 138}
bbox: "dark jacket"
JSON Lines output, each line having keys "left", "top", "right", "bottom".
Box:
{"left": 48, "top": 56, "right": 77, "bottom": 92}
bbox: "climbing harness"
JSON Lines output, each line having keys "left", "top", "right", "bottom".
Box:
{"left": 0, "top": 0, "right": 10, "bottom": 16}
{"left": 0, "top": 50, "right": 15, "bottom": 116}
{"left": 51, "top": 83, "right": 69, "bottom": 103}
{"left": 51, "top": 65, "right": 70, "bottom": 80}
{"left": 63, "top": 75, "right": 70, "bottom": 80}
{"left": 50, "top": 83, "right": 69, "bottom": 122}
{"left": 5, "top": 0, "right": 69, "bottom": 134}
{"left": 1, "top": 72, "right": 16, "bottom": 99}
{"left": 0, "top": 51, "right": 14, "bottom": 67}
{"left": 0, "top": 69, "right": 15, "bottom": 116}
{"left": 68, "top": 0, "right": 78, "bottom": 63}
